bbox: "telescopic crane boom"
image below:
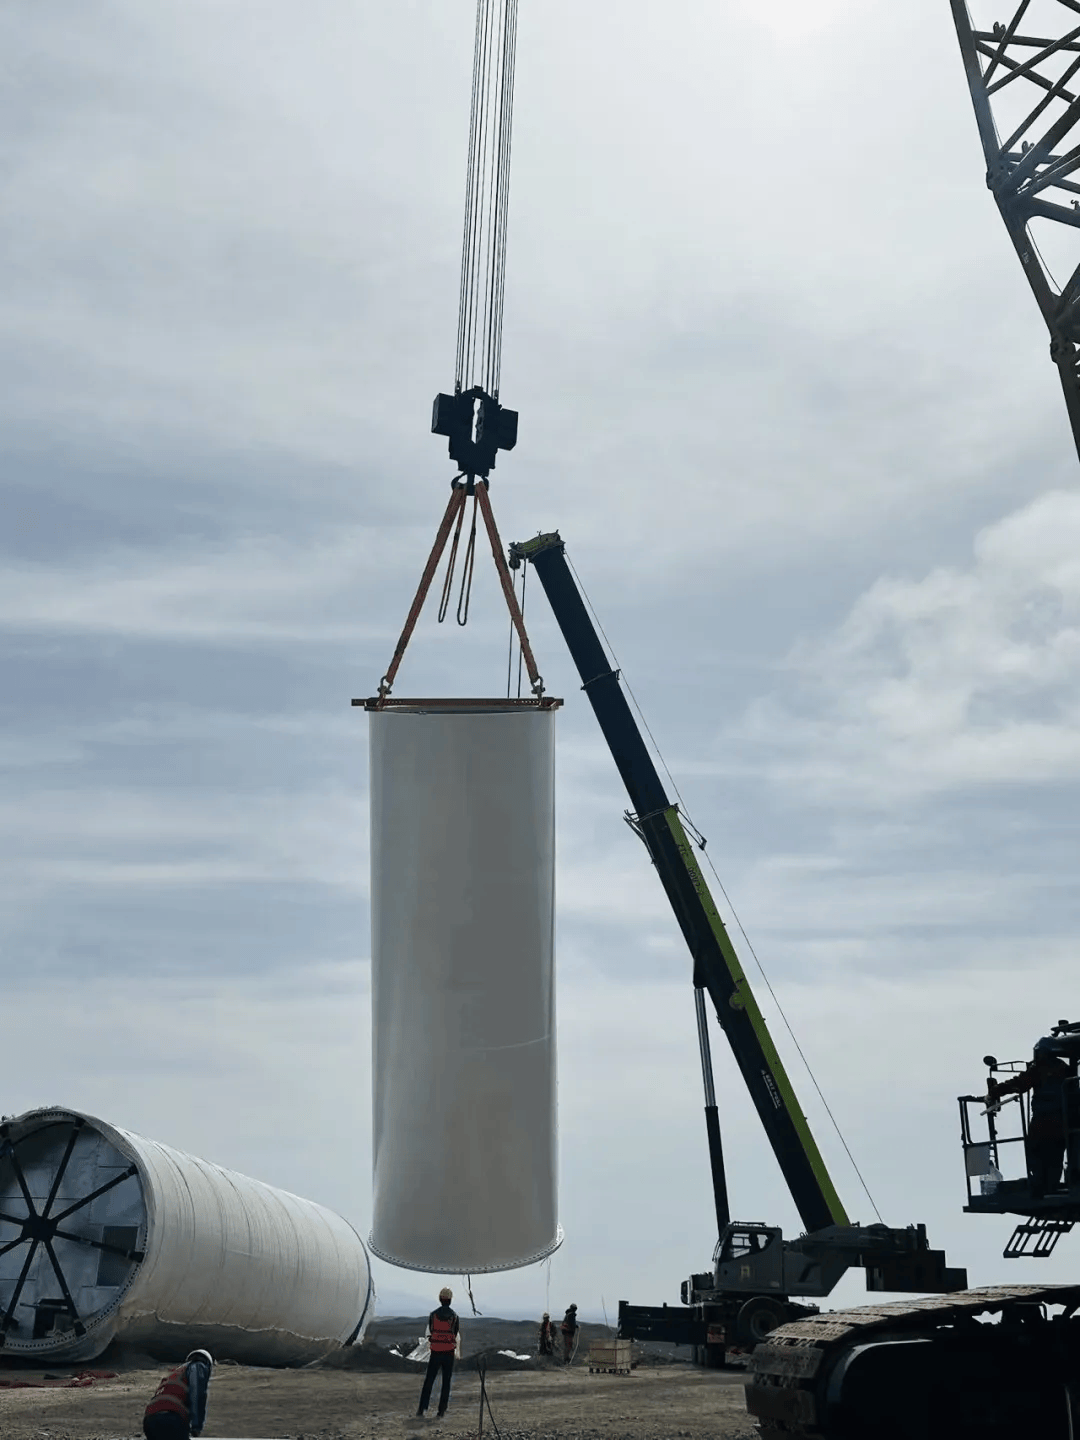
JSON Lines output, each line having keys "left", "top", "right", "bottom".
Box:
{"left": 509, "top": 531, "right": 965, "bottom": 1357}
{"left": 511, "top": 534, "right": 1080, "bottom": 1438}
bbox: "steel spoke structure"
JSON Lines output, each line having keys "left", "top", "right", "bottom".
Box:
{"left": 951, "top": 0, "right": 1080, "bottom": 457}
{"left": 0, "top": 1118, "right": 142, "bottom": 1345}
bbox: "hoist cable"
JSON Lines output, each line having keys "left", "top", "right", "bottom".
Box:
{"left": 468, "top": 0, "right": 495, "bottom": 389}
{"left": 475, "top": 482, "right": 543, "bottom": 694}
{"left": 455, "top": 9, "right": 485, "bottom": 389}
{"left": 505, "top": 559, "right": 525, "bottom": 698}
{"left": 697, "top": 844, "right": 884, "bottom": 1225}
{"left": 505, "top": 587, "right": 517, "bottom": 698}
{"left": 515, "top": 556, "right": 527, "bottom": 697}
{"left": 498, "top": 1, "right": 518, "bottom": 394}
{"left": 376, "top": 485, "right": 465, "bottom": 696}
{"left": 437, "top": 490, "right": 469, "bottom": 624}
{"left": 456, "top": 492, "right": 480, "bottom": 626}
{"left": 454, "top": 0, "right": 519, "bottom": 397}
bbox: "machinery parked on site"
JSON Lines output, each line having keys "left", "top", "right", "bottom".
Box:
{"left": 509, "top": 531, "right": 1080, "bottom": 1436}
{"left": 507, "top": 7, "right": 1080, "bottom": 1434}
{"left": 508, "top": 533, "right": 967, "bottom": 1362}
{"left": 747, "top": 1024, "right": 1080, "bottom": 1439}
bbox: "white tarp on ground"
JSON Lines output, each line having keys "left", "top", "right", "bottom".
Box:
{"left": 368, "top": 701, "right": 561, "bottom": 1273}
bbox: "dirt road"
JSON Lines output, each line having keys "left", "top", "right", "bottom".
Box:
{"left": 0, "top": 1355, "right": 758, "bottom": 1440}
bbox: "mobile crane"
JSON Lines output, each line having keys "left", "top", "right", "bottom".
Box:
{"left": 509, "top": 532, "right": 1080, "bottom": 1439}
{"left": 507, "top": 533, "right": 966, "bottom": 1346}
{"left": 409, "top": 3, "right": 1080, "bottom": 1428}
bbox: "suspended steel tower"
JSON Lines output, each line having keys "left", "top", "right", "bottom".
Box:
{"left": 951, "top": 0, "right": 1080, "bottom": 458}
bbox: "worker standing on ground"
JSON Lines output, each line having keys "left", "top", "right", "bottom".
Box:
{"left": 416, "top": 1286, "right": 460, "bottom": 1419}
{"left": 538, "top": 1311, "right": 556, "bottom": 1356}
{"left": 142, "top": 1349, "right": 214, "bottom": 1440}
{"left": 560, "top": 1303, "right": 579, "bottom": 1364}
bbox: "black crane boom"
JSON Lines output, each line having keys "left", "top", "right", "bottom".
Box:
{"left": 510, "top": 531, "right": 848, "bottom": 1235}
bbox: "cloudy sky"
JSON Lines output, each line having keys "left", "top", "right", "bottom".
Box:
{"left": 4, "top": 0, "right": 1080, "bottom": 1323}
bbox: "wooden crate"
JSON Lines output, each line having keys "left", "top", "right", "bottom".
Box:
{"left": 588, "top": 1339, "right": 632, "bottom": 1374}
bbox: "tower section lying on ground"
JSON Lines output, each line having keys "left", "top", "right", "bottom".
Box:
{"left": 0, "top": 1107, "right": 374, "bottom": 1365}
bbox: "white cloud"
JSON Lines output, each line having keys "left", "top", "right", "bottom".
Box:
{"left": 0, "top": 531, "right": 414, "bottom": 643}
{"left": 732, "top": 490, "right": 1080, "bottom": 800}
{"left": 0, "top": 784, "right": 367, "bottom": 898}
{"left": 2, "top": 0, "right": 1080, "bottom": 1332}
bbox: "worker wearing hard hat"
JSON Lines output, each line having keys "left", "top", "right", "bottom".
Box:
{"left": 143, "top": 1348, "right": 214, "bottom": 1440}
{"left": 989, "top": 1036, "right": 1075, "bottom": 1197}
{"left": 560, "top": 1304, "right": 579, "bottom": 1364}
{"left": 416, "top": 1286, "right": 460, "bottom": 1418}
{"left": 538, "top": 1311, "right": 556, "bottom": 1356}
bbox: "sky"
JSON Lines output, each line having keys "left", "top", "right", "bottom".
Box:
{"left": 3, "top": 0, "right": 1080, "bottom": 1325}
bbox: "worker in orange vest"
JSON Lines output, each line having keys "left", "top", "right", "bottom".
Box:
{"left": 560, "top": 1304, "right": 579, "bottom": 1363}
{"left": 143, "top": 1349, "right": 214, "bottom": 1440}
{"left": 416, "top": 1286, "right": 460, "bottom": 1418}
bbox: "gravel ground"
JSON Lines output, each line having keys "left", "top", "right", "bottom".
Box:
{"left": 0, "top": 1342, "right": 758, "bottom": 1439}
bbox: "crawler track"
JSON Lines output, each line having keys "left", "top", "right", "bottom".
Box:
{"left": 746, "top": 1284, "right": 1080, "bottom": 1439}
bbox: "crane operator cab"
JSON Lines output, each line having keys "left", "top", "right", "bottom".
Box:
{"left": 960, "top": 1019, "right": 1080, "bottom": 1257}
{"left": 712, "top": 1223, "right": 785, "bottom": 1293}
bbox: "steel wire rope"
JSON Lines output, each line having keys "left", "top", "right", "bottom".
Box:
{"left": 455, "top": 4, "right": 486, "bottom": 389}
{"left": 505, "top": 580, "right": 517, "bottom": 696}
{"left": 437, "top": 492, "right": 469, "bottom": 624}
{"left": 563, "top": 552, "right": 884, "bottom": 1224}
{"left": 494, "top": 4, "right": 518, "bottom": 396}
{"left": 504, "top": 558, "right": 527, "bottom": 696}
{"left": 454, "top": 0, "right": 519, "bottom": 397}
{"left": 488, "top": 0, "right": 518, "bottom": 396}
{"left": 467, "top": 0, "right": 495, "bottom": 392}
{"left": 473, "top": 1, "right": 496, "bottom": 391}
{"left": 516, "top": 556, "right": 527, "bottom": 696}
{"left": 481, "top": 2, "right": 500, "bottom": 396}
{"left": 456, "top": 492, "right": 480, "bottom": 625}
{"left": 457, "top": 0, "right": 494, "bottom": 390}
{"left": 487, "top": 0, "right": 514, "bottom": 395}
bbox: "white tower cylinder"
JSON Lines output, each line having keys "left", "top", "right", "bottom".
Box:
{"left": 0, "top": 1108, "right": 374, "bottom": 1365}
{"left": 367, "top": 698, "right": 561, "bottom": 1273}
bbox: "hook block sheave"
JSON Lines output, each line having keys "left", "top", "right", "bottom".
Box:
{"left": 432, "top": 388, "right": 518, "bottom": 479}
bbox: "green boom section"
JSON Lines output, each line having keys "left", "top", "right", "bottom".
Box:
{"left": 517, "top": 531, "right": 850, "bottom": 1234}
{"left": 663, "top": 809, "right": 849, "bottom": 1228}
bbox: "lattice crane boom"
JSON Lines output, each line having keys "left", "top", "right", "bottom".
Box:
{"left": 951, "top": 0, "right": 1080, "bottom": 458}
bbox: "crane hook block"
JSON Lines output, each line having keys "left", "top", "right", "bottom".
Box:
{"left": 432, "top": 386, "right": 518, "bottom": 479}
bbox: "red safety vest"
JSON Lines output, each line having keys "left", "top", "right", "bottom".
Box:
{"left": 145, "top": 1365, "right": 190, "bottom": 1423}
{"left": 430, "top": 1312, "right": 457, "bottom": 1353}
